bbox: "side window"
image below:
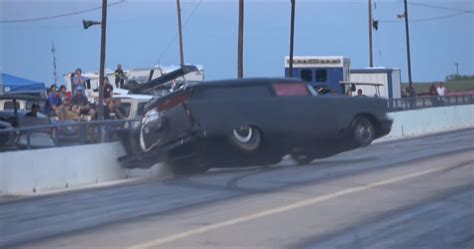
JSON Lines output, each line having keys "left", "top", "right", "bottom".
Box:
{"left": 273, "top": 83, "right": 310, "bottom": 96}
{"left": 120, "top": 103, "right": 132, "bottom": 118}
{"left": 4, "top": 101, "right": 20, "bottom": 110}
{"left": 137, "top": 103, "right": 146, "bottom": 116}
{"left": 192, "top": 85, "right": 271, "bottom": 99}
{"left": 316, "top": 69, "right": 327, "bottom": 82}
{"left": 300, "top": 69, "right": 313, "bottom": 82}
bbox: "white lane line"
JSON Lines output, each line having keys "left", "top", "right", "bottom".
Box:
{"left": 127, "top": 166, "right": 448, "bottom": 249}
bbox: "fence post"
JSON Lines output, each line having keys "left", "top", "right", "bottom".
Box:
{"left": 26, "top": 131, "right": 31, "bottom": 149}
{"left": 53, "top": 127, "right": 60, "bottom": 145}
{"left": 79, "top": 124, "right": 86, "bottom": 144}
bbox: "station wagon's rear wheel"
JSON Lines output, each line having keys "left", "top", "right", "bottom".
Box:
{"left": 230, "top": 125, "right": 262, "bottom": 152}
{"left": 352, "top": 116, "right": 375, "bottom": 147}
{"left": 290, "top": 152, "right": 313, "bottom": 165}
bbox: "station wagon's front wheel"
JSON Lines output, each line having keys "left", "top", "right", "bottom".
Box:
{"left": 230, "top": 125, "right": 262, "bottom": 152}
{"left": 352, "top": 117, "right": 375, "bottom": 147}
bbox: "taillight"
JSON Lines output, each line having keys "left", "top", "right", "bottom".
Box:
{"left": 157, "top": 91, "right": 191, "bottom": 111}
{"left": 273, "top": 83, "right": 310, "bottom": 96}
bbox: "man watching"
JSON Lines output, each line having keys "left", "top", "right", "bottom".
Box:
{"left": 25, "top": 104, "right": 39, "bottom": 118}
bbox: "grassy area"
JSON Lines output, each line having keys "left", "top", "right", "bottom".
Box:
{"left": 401, "top": 80, "right": 474, "bottom": 94}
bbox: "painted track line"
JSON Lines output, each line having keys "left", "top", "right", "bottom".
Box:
{"left": 127, "top": 164, "right": 463, "bottom": 249}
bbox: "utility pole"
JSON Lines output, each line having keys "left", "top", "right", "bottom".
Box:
{"left": 51, "top": 41, "right": 58, "bottom": 86}
{"left": 98, "top": 0, "right": 108, "bottom": 120}
{"left": 176, "top": 0, "right": 185, "bottom": 67}
{"left": 402, "top": 0, "right": 413, "bottom": 88}
{"left": 368, "top": 0, "right": 373, "bottom": 67}
{"left": 455, "top": 62, "right": 459, "bottom": 75}
{"left": 237, "top": 0, "right": 244, "bottom": 78}
{"left": 288, "top": 0, "right": 296, "bottom": 77}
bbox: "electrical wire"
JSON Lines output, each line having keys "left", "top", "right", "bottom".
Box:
{"left": 378, "top": 2, "right": 474, "bottom": 23}
{"left": 408, "top": 2, "right": 473, "bottom": 13}
{"left": 154, "top": 0, "right": 203, "bottom": 66}
{"left": 0, "top": 0, "right": 125, "bottom": 24}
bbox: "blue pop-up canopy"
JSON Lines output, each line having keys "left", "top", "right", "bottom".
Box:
{"left": 1, "top": 73, "right": 46, "bottom": 94}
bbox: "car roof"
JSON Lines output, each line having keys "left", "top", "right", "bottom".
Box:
{"left": 190, "top": 78, "right": 305, "bottom": 89}
{"left": 0, "top": 94, "right": 46, "bottom": 101}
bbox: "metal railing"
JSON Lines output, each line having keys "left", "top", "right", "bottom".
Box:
{"left": 0, "top": 119, "right": 139, "bottom": 152}
{"left": 387, "top": 95, "right": 474, "bottom": 112}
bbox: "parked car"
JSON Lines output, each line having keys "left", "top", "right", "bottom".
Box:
{"left": 0, "top": 92, "right": 52, "bottom": 149}
{"left": 0, "top": 110, "right": 54, "bottom": 149}
{"left": 0, "top": 94, "right": 44, "bottom": 111}
{"left": 114, "top": 94, "right": 152, "bottom": 120}
{"left": 118, "top": 78, "right": 393, "bottom": 174}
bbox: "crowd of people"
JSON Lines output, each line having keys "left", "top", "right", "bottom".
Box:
{"left": 42, "top": 66, "right": 128, "bottom": 122}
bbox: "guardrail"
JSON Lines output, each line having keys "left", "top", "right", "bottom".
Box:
{"left": 388, "top": 95, "right": 474, "bottom": 112}
{"left": 0, "top": 119, "right": 139, "bottom": 151}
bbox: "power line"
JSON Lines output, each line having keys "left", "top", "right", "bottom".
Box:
{"left": 154, "top": 0, "right": 203, "bottom": 66}
{"left": 379, "top": 11, "right": 473, "bottom": 23}
{"left": 408, "top": 2, "right": 473, "bottom": 13}
{"left": 0, "top": 0, "right": 125, "bottom": 24}
{"left": 378, "top": 2, "right": 474, "bottom": 23}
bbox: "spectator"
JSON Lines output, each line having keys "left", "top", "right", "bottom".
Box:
{"left": 405, "top": 85, "right": 417, "bottom": 109}
{"left": 346, "top": 88, "right": 353, "bottom": 96}
{"left": 65, "top": 105, "right": 81, "bottom": 121}
{"left": 59, "top": 85, "right": 72, "bottom": 106}
{"left": 428, "top": 83, "right": 438, "bottom": 106}
{"left": 113, "top": 99, "right": 126, "bottom": 119}
{"left": 72, "top": 86, "right": 96, "bottom": 119}
{"left": 104, "top": 99, "right": 126, "bottom": 119}
{"left": 103, "top": 77, "right": 114, "bottom": 100}
{"left": 71, "top": 68, "right": 88, "bottom": 96}
{"left": 114, "top": 64, "right": 126, "bottom": 88}
{"left": 44, "top": 85, "right": 64, "bottom": 119}
{"left": 437, "top": 82, "right": 446, "bottom": 106}
{"left": 25, "top": 104, "right": 39, "bottom": 118}
{"left": 357, "top": 89, "right": 364, "bottom": 96}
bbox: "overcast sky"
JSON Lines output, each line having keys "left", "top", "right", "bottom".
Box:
{"left": 1, "top": 0, "right": 473, "bottom": 85}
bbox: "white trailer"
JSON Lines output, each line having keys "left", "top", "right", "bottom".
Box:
{"left": 349, "top": 68, "right": 401, "bottom": 99}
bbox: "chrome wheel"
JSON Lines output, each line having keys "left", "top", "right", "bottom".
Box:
{"left": 230, "top": 125, "right": 261, "bottom": 152}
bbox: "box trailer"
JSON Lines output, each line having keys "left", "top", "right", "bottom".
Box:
{"left": 285, "top": 56, "right": 351, "bottom": 94}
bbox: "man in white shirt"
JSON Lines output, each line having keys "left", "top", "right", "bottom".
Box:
{"left": 436, "top": 82, "right": 446, "bottom": 97}
{"left": 436, "top": 82, "right": 446, "bottom": 105}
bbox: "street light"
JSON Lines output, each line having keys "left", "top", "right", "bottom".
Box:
{"left": 81, "top": 0, "right": 107, "bottom": 121}
{"left": 82, "top": 20, "right": 101, "bottom": 29}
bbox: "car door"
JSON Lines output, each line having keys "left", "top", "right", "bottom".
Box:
{"left": 271, "top": 88, "right": 339, "bottom": 139}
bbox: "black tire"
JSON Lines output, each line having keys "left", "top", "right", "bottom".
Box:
{"left": 352, "top": 116, "right": 375, "bottom": 147}
{"left": 230, "top": 125, "right": 262, "bottom": 152}
{"left": 168, "top": 158, "right": 210, "bottom": 175}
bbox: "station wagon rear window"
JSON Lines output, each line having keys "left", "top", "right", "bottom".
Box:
{"left": 273, "top": 83, "right": 310, "bottom": 96}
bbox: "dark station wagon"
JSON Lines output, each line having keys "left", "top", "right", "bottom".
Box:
{"left": 119, "top": 78, "right": 393, "bottom": 174}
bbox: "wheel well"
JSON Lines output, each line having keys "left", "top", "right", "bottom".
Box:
{"left": 353, "top": 113, "right": 382, "bottom": 136}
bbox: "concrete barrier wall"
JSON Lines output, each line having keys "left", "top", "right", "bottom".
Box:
{"left": 0, "top": 143, "right": 163, "bottom": 195}
{"left": 384, "top": 104, "right": 474, "bottom": 139}
{"left": 1, "top": 104, "right": 473, "bottom": 196}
